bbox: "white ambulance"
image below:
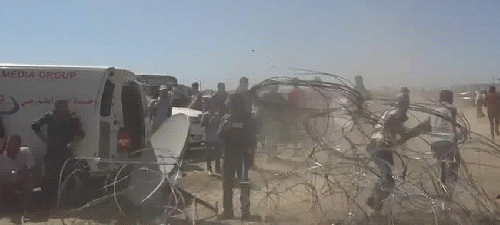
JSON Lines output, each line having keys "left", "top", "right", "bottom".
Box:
{"left": 0, "top": 64, "right": 157, "bottom": 178}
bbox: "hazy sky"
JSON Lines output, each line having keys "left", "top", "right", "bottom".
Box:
{"left": 1, "top": 0, "right": 499, "bottom": 89}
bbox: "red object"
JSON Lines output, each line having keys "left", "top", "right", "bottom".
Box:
{"left": 288, "top": 88, "right": 306, "bottom": 109}
{"left": 485, "top": 93, "right": 500, "bottom": 113}
{"left": 118, "top": 129, "right": 132, "bottom": 152}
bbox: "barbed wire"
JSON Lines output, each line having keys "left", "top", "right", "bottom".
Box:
{"left": 41, "top": 70, "right": 500, "bottom": 225}
{"left": 247, "top": 71, "right": 500, "bottom": 224}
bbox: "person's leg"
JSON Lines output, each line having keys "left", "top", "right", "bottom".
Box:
{"left": 206, "top": 159, "right": 213, "bottom": 173}
{"left": 488, "top": 112, "right": 495, "bottom": 138}
{"left": 432, "top": 141, "right": 458, "bottom": 197}
{"left": 206, "top": 143, "right": 215, "bottom": 173}
{"left": 43, "top": 156, "right": 63, "bottom": 205}
{"left": 215, "top": 142, "right": 222, "bottom": 174}
{"left": 215, "top": 158, "right": 221, "bottom": 174}
{"left": 222, "top": 158, "right": 235, "bottom": 218}
{"left": 367, "top": 149, "right": 394, "bottom": 211}
{"left": 21, "top": 173, "right": 34, "bottom": 211}
{"left": 495, "top": 114, "right": 500, "bottom": 135}
{"left": 240, "top": 181, "right": 251, "bottom": 219}
{"left": 443, "top": 143, "right": 460, "bottom": 197}
{"left": 477, "top": 102, "right": 482, "bottom": 117}
{"left": 235, "top": 155, "right": 243, "bottom": 181}
{"left": 0, "top": 182, "right": 4, "bottom": 212}
{"left": 242, "top": 150, "right": 251, "bottom": 181}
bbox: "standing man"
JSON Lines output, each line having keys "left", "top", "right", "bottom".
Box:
{"left": 366, "top": 102, "right": 409, "bottom": 212}
{"left": 31, "top": 100, "right": 84, "bottom": 203}
{"left": 236, "top": 77, "right": 253, "bottom": 116}
{"left": 483, "top": 86, "right": 500, "bottom": 139}
{"left": 475, "top": 90, "right": 485, "bottom": 118}
{"left": 189, "top": 82, "right": 203, "bottom": 111}
{"left": 212, "top": 82, "right": 228, "bottom": 114}
{"left": 288, "top": 78, "right": 306, "bottom": 156}
{"left": 218, "top": 94, "right": 256, "bottom": 220}
{"left": 236, "top": 77, "right": 256, "bottom": 178}
{"left": 201, "top": 98, "right": 222, "bottom": 174}
{"left": 0, "top": 134, "right": 34, "bottom": 212}
{"left": 151, "top": 85, "right": 172, "bottom": 132}
{"left": 429, "top": 90, "right": 460, "bottom": 197}
{"left": 257, "top": 84, "right": 287, "bottom": 159}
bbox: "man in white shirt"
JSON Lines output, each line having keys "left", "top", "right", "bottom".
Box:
{"left": 0, "top": 134, "right": 34, "bottom": 211}
{"left": 151, "top": 85, "right": 173, "bottom": 132}
{"left": 429, "top": 90, "right": 459, "bottom": 197}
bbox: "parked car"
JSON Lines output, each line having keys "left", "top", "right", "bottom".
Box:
{"left": 171, "top": 107, "right": 204, "bottom": 148}
{"left": 458, "top": 91, "right": 476, "bottom": 107}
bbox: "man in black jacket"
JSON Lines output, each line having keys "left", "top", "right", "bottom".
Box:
{"left": 32, "top": 100, "right": 84, "bottom": 203}
{"left": 217, "top": 94, "right": 256, "bottom": 220}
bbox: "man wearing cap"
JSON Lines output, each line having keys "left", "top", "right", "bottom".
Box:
{"left": 151, "top": 85, "right": 172, "bottom": 132}
{"left": 32, "top": 100, "right": 84, "bottom": 204}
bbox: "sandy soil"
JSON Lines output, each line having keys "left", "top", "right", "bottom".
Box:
{"left": 172, "top": 104, "right": 500, "bottom": 225}
{"left": 3, "top": 104, "right": 500, "bottom": 225}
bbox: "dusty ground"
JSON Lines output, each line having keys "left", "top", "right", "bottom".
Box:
{"left": 168, "top": 104, "right": 500, "bottom": 225}
{"left": 2, "top": 104, "right": 500, "bottom": 225}
{"left": 174, "top": 104, "right": 500, "bottom": 225}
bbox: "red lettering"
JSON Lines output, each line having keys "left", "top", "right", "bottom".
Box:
{"left": 2, "top": 70, "right": 77, "bottom": 79}
{"left": 74, "top": 99, "right": 93, "bottom": 104}
{"left": 1, "top": 71, "right": 10, "bottom": 78}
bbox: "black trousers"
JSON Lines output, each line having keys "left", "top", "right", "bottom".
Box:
{"left": 222, "top": 154, "right": 250, "bottom": 215}
{"left": 487, "top": 111, "right": 500, "bottom": 137}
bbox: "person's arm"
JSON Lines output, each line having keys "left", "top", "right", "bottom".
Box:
{"left": 249, "top": 117, "right": 257, "bottom": 150}
{"left": 31, "top": 112, "right": 52, "bottom": 144}
{"left": 0, "top": 116, "right": 4, "bottom": 139}
{"left": 401, "top": 117, "right": 431, "bottom": 144}
{"left": 71, "top": 114, "right": 85, "bottom": 140}
{"left": 167, "top": 102, "right": 172, "bottom": 117}
{"left": 149, "top": 99, "right": 158, "bottom": 118}
{"left": 217, "top": 115, "right": 231, "bottom": 139}
{"left": 201, "top": 112, "right": 210, "bottom": 127}
{"left": 451, "top": 107, "right": 458, "bottom": 141}
{"left": 188, "top": 93, "right": 202, "bottom": 110}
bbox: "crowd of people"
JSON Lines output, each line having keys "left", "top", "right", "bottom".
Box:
{"left": 0, "top": 76, "right": 473, "bottom": 219}
{"left": 366, "top": 88, "right": 461, "bottom": 213}
{"left": 148, "top": 76, "right": 311, "bottom": 220}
